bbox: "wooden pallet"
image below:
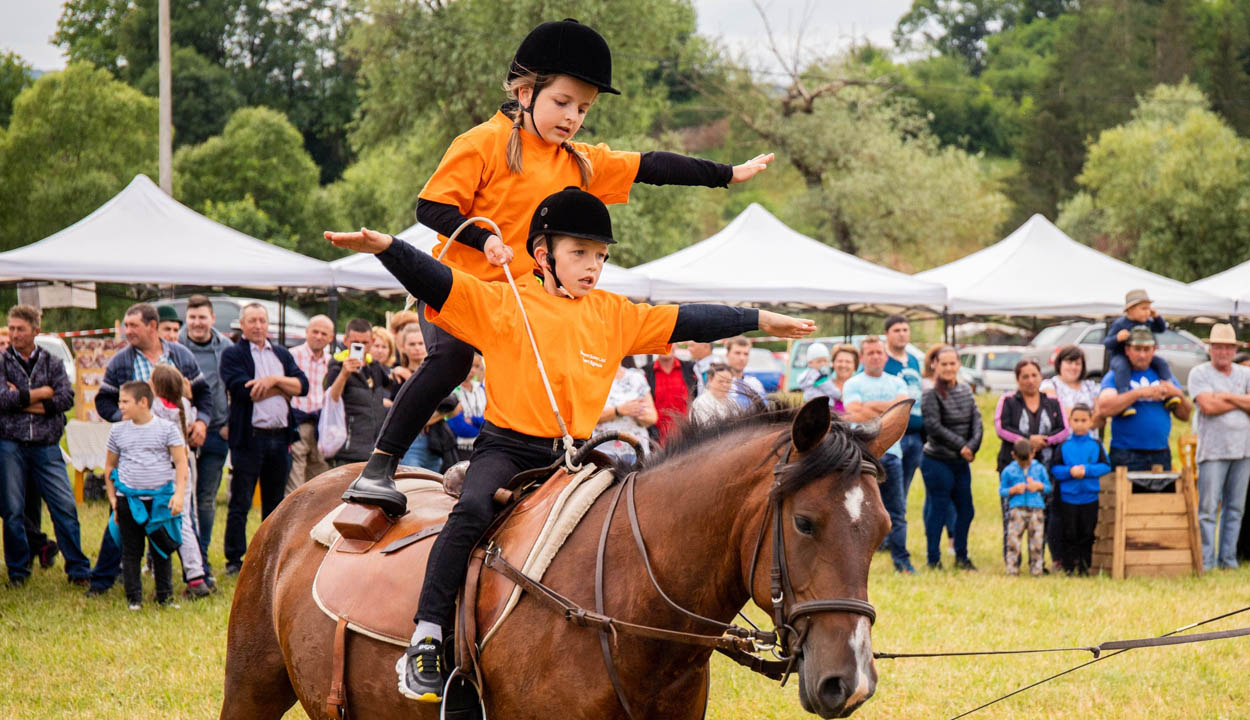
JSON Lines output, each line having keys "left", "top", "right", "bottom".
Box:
{"left": 1090, "top": 463, "right": 1202, "bottom": 579}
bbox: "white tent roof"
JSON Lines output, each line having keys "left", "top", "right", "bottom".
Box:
{"left": 332, "top": 222, "right": 654, "bottom": 298}
{"left": 1191, "top": 260, "right": 1250, "bottom": 313}
{"left": 0, "top": 174, "right": 333, "bottom": 288}
{"left": 631, "top": 203, "right": 947, "bottom": 308}
{"left": 915, "top": 214, "right": 1234, "bottom": 317}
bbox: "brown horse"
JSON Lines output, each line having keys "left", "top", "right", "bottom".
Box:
{"left": 221, "top": 398, "right": 908, "bottom": 720}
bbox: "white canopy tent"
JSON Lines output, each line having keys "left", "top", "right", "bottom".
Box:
{"left": 331, "top": 222, "right": 654, "bottom": 299}
{"left": 1190, "top": 261, "right": 1250, "bottom": 315}
{"left": 631, "top": 203, "right": 947, "bottom": 309}
{"left": 915, "top": 214, "right": 1234, "bottom": 318}
{"left": 0, "top": 175, "right": 334, "bottom": 288}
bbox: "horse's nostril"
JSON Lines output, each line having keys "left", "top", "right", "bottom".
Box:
{"left": 817, "top": 674, "right": 852, "bottom": 712}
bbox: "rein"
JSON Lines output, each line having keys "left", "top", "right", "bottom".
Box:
{"left": 482, "top": 444, "right": 882, "bottom": 719}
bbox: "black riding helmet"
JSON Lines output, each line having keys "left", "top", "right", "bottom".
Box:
{"left": 509, "top": 18, "right": 620, "bottom": 95}
{"left": 527, "top": 187, "right": 615, "bottom": 290}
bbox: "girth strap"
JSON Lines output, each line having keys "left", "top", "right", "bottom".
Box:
{"left": 326, "top": 616, "right": 349, "bottom": 719}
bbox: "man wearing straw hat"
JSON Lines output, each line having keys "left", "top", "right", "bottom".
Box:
{"left": 1188, "top": 323, "right": 1250, "bottom": 570}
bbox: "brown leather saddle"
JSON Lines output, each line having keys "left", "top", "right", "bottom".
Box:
{"left": 313, "top": 459, "right": 586, "bottom": 645}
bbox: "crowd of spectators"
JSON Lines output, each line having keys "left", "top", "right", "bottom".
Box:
{"left": 6, "top": 293, "right": 1250, "bottom": 598}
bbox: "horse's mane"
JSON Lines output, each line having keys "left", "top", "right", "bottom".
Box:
{"left": 641, "top": 399, "right": 884, "bottom": 498}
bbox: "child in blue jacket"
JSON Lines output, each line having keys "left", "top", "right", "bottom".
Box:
{"left": 1049, "top": 404, "right": 1110, "bottom": 575}
{"left": 1000, "top": 438, "right": 1052, "bottom": 576}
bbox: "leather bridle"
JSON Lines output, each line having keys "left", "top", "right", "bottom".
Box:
{"left": 480, "top": 443, "right": 882, "bottom": 719}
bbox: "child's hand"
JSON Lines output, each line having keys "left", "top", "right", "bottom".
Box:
{"left": 730, "top": 153, "right": 774, "bottom": 184}
{"left": 324, "top": 227, "right": 393, "bottom": 254}
{"left": 1010, "top": 483, "right": 1025, "bottom": 495}
{"left": 758, "top": 310, "right": 816, "bottom": 339}
{"left": 108, "top": 492, "right": 117, "bottom": 512}
{"left": 1150, "top": 307, "right": 1159, "bottom": 318}
{"left": 1071, "top": 465, "right": 1085, "bottom": 479}
{"left": 483, "top": 235, "right": 513, "bottom": 267}
{"left": 1026, "top": 480, "right": 1044, "bottom": 492}
{"left": 1116, "top": 329, "right": 1130, "bottom": 342}
{"left": 169, "top": 494, "right": 184, "bottom": 516}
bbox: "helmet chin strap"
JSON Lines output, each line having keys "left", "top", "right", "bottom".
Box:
{"left": 522, "top": 85, "right": 545, "bottom": 143}
{"left": 544, "top": 246, "right": 575, "bottom": 299}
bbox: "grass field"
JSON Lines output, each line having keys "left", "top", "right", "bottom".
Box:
{"left": 3, "top": 395, "right": 1248, "bottom": 719}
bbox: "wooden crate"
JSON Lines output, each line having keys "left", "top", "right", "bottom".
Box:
{"left": 1090, "top": 464, "right": 1202, "bottom": 579}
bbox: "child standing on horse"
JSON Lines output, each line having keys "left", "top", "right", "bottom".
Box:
{"left": 341, "top": 17, "right": 776, "bottom": 517}
{"left": 326, "top": 187, "right": 815, "bottom": 701}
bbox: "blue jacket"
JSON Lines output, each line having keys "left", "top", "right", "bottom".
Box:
{"left": 97, "top": 341, "right": 212, "bottom": 423}
{"left": 0, "top": 346, "right": 74, "bottom": 445}
{"left": 219, "top": 338, "right": 308, "bottom": 450}
{"left": 1049, "top": 433, "right": 1111, "bottom": 505}
{"left": 1104, "top": 315, "right": 1166, "bottom": 355}
{"left": 999, "top": 459, "right": 1051, "bottom": 509}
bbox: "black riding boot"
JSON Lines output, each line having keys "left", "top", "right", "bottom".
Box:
{"left": 341, "top": 452, "right": 408, "bottom": 517}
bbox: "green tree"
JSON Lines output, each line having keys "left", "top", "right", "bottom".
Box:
{"left": 56, "top": 0, "right": 359, "bottom": 181}
{"left": 1060, "top": 82, "right": 1250, "bottom": 281}
{"left": 136, "top": 46, "right": 242, "bottom": 147}
{"left": 0, "top": 63, "right": 157, "bottom": 250}
{"left": 174, "top": 106, "right": 319, "bottom": 246}
{"left": 201, "top": 194, "right": 299, "bottom": 250}
{"left": 699, "top": 53, "right": 1009, "bottom": 269}
{"left": 894, "top": 0, "right": 1074, "bottom": 73}
{"left": 347, "top": 0, "right": 700, "bottom": 153}
{"left": 0, "top": 52, "right": 33, "bottom": 128}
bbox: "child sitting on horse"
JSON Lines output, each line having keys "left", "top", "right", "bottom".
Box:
{"left": 341, "top": 17, "right": 776, "bottom": 518}
{"left": 103, "top": 380, "right": 189, "bottom": 610}
{"left": 325, "top": 187, "right": 815, "bottom": 702}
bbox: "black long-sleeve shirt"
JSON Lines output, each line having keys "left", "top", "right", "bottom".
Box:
{"left": 376, "top": 237, "right": 757, "bottom": 343}
{"left": 415, "top": 151, "right": 733, "bottom": 251}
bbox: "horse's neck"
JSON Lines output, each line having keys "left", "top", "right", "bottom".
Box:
{"left": 632, "top": 431, "right": 779, "bottom": 624}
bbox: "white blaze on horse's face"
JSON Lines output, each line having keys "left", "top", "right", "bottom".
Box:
{"left": 845, "top": 616, "right": 875, "bottom": 708}
{"left": 843, "top": 484, "right": 865, "bottom": 524}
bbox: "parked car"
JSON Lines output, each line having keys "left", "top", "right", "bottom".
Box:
{"left": 35, "top": 334, "right": 75, "bottom": 386}
{"left": 957, "top": 346, "right": 1023, "bottom": 394}
{"left": 713, "top": 347, "right": 785, "bottom": 393}
{"left": 1021, "top": 321, "right": 1208, "bottom": 389}
{"left": 155, "top": 296, "right": 310, "bottom": 346}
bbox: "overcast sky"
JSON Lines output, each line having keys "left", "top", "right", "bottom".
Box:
{"left": 1, "top": 0, "right": 914, "bottom": 73}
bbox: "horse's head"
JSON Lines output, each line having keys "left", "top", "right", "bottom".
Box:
{"left": 760, "top": 396, "right": 910, "bottom": 718}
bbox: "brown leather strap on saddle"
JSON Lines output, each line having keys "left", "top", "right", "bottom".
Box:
{"left": 456, "top": 548, "right": 487, "bottom": 693}
{"left": 327, "top": 616, "right": 349, "bottom": 719}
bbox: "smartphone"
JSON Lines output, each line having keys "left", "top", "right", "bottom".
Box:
{"left": 349, "top": 342, "right": 365, "bottom": 362}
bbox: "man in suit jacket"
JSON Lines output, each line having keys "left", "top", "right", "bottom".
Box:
{"left": 218, "top": 303, "right": 308, "bottom": 574}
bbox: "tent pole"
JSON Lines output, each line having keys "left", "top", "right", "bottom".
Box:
{"left": 328, "top": 286, "right": 339, "bottom": 339}
{"left": 843, "top": 307, "right": 850, "bottom": 343}
{"left": 278, "top": 287, "right": 287, "bottom": 346}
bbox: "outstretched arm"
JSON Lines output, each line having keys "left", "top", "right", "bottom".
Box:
{"left": 667, "top": 306, "right": 814, "bottom": 343}
{"left": 326, "top": 230, "right": 453, "bottom": 312}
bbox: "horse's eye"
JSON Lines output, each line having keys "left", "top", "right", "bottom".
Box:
{"left": 793, "top": 515, "right": 816, "bottom": 537}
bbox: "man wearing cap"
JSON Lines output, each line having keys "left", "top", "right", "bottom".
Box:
{"left": 1096, "top": 325, "right": 1192, "bottom": 491}
{"left": 157, "top": 305, "right": 183, "bottom": 344}
{"left": 1187, "top": 324, "right": 1250, "bottom": 570}
{"left": 1105, "top": 289, "right": 1181, "bottom": 415}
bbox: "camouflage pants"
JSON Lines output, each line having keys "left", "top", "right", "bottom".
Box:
{"left": 1005, "top": 507, "right": 1045, "bottom": 575}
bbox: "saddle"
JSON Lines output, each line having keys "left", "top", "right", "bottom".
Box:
{"left": 312, "top": 458, "right": 616, "bottom": 717}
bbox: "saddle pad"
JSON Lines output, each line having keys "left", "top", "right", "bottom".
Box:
{"left": 309, "top": 471, "right": 447, "bottom": 548}
{"left": 478, "top": 465, "right": 615, "bottom": 647}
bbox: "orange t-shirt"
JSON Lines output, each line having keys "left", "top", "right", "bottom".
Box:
{"left": 419, "top": 111, "right": 641, "bottom": 283}
{"left": 426, "top": 269, "right": 678, "bottom": 439}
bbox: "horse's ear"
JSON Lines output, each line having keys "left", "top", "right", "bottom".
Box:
{"left": 791, "top": 397, "right": 832, "bottom": 453}
{"left": 866, "top": 399, "right": 914, "bottom": 459}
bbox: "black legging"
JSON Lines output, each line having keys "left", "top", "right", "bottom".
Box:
{"left": 374, "top": 302, "right": 477, "bottom": 456}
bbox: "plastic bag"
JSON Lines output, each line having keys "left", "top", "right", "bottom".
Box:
{"left": 318, "top": 394, "right": 347, "bottom": 459}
